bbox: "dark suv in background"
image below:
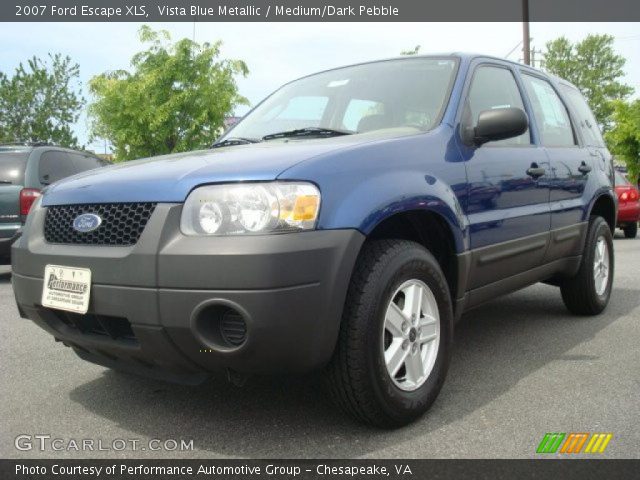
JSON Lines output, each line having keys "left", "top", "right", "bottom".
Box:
{"left": 0, "top": 143, "right": 107, "bottom": 263}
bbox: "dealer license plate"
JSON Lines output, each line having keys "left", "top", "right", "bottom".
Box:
{"left": 41, "top": 265, "right": 92, "bottom": 314}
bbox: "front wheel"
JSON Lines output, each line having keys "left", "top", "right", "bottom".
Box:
{"left": 325, "top": 240, "right": 453, "bottom": 427}
{"left": 560, "top": 216, "right": 614, "bottom": 315}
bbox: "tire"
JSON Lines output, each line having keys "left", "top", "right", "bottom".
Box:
{"left": 325, "top": 239, "right": 453, "bottom": 428}
{"left": 623, "top": 222, "right": 638, "bottom": 239}
{"left": 560, "top": 216, "right": 614, "bottom": 315}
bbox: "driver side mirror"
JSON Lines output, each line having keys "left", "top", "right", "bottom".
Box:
{"left": 464, "top": 107, "right": 529, "bottom": 146}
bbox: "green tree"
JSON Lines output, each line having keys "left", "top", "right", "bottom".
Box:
{"left": 89, "top": 26, "right": 249, "bottom": 161}
{"left": 606, "top": 100, "right": 640, "bottom": 182}
{"left": 543, "top": 34, "right": 633, "bottom": 130}
{"left": 0, "top": 54, "right": 84, "bottom": 147}
{"left": 401, "top": 45, "right": 421, "bottom": 56}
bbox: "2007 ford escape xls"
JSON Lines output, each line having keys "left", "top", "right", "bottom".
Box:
{"left": 12, "top": 54, "right": 617, "bottom": 427}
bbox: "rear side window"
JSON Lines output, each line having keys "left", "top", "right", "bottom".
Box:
{"left": 39, "top": 151, "right": 105, "bottom": 185}
{"left": 614, "top": 171, "right": 629, "bottom": 186}
{"left": 38, "top": 151, "right": 77, "bottom": 185}
{"left": 70, "top": 153, "right": 105, "bottom": 173}
{"left": 0, "top": 151, "right": 29, "bottom": 185}
{"left": 466, "top": 65, "right": 530, "bottom": 146}
{"left": 560, "top": 85, "right": 606, "bottom": 147}
{"left": 521, "top": 74, "right": 576, "bottom": 147}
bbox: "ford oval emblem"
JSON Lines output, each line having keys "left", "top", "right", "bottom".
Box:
{"left": 73, "top": 213, "right": 102, "bottom": 233}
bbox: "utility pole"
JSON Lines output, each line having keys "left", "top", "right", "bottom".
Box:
{"left": 531, "top": 48, "right": 536, "bottom": 68}
{"left": 522, "top": 0, "right": 531, "bottom": 65}
{"left": 530, "top": 47, "right": 544, "bottom": 69}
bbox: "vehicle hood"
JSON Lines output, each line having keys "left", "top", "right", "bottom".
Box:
{"left": 42, "top": 129, "right": 419, "bottom": 206}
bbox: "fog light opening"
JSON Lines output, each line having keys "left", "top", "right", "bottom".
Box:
{"left": 194, "top": 304, "right": 248, "bottom": 349}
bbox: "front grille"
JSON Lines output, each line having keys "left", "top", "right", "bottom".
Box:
{"left": 49, "top": 309, "right": 137, "bottom": 343}
{"left": 44, "top": 203, "right": 156, "bottom": 246}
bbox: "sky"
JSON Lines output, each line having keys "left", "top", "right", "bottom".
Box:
{"left": 0, "top": 22, "right": 639, "bottom": 153}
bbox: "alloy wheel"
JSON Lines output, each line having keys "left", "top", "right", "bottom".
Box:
{"left": 382, "top": 279, "right": 440, "bottom": 391}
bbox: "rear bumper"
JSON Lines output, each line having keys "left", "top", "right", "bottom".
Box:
{"left": 0, "top": 237, "right": 12, "bottom": 258}
{"left": 0, "top": 225, "right": 21, "bottom": 260}
{"left": 617, "top": 201, "right": 640, "bottom": 224}
{"left": 12, "top": 203, "right": 364, "bottom": 381}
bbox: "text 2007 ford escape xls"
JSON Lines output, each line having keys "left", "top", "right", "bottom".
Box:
{"left": 12, "top": 54, "right": 616, "bottom": 427}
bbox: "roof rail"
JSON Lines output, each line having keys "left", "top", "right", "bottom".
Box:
{"left": 0, "top": 141, "right": 55, "bottom": 147}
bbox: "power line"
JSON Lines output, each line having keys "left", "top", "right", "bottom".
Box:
{"left": 505, "top": 40, "right": 522, "bottom": 59}
{"left": 614, "top": 34, "right": 640, "bottom": 41}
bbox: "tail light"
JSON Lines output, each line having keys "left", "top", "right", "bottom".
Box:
{"left": 619, "top": 188, "right": 640, "bottom": 203}
{"left": 19, "top": 188, "right": 41, "bottom": 216}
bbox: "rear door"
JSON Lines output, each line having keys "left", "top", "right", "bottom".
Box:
{"left": 519, "top": 74, "right": 594, "bottom": 261}
{"left": 520, "top": 74, "right": 587, "bottom": 221}
{"left": 0, "top": 150, "right": 29, "bottom": 237}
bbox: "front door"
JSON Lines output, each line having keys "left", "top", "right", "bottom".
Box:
{"left": 456, "top": 62, "right": 551, "bottom": 289}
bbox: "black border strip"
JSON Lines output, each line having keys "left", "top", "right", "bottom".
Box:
{"left": 3, "top": 459, "right": 640, "bottom": 480}
{"left": 3, "top": 0, "right": 640, "bottom": 22}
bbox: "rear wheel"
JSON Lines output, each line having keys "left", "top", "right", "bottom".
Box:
{"left": 623, "top": 222, "right": 637, "bottom": 239}
{"left": 560, "top": 216, "right": 614, "bottom": 315}
{"left": 325, "top": 240, "right": 453, "bottom": 427}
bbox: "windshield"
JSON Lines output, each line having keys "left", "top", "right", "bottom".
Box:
{"left": 225, "top": 57, "right": 458, "bottom": 141}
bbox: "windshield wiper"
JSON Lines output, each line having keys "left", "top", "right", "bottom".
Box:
{"left": 210, "top": 137, "right": 260, "bottom": 149}
{"left": 262, "top": 127, "right": 353, "bottom": 141}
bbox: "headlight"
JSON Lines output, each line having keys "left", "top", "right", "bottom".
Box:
{"left": 180, "top": 182, "right": 321, "bottom": 236}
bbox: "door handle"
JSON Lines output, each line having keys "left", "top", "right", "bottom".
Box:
{"left": 578, "top": 162, "right": 592, "bottom": 174}
{"left": 526, "top": 165, "right": 546, "bottom": 179}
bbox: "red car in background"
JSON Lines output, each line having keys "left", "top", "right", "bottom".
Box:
{"left": 615, "top": 170, "right": 640, "bottom": 238}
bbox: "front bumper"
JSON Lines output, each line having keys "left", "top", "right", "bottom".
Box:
{"left": 12, "top": 203, "right": 364, "bottom": 382}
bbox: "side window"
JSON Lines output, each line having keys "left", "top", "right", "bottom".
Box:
{"left": 38, "top": 151, "right": 76, "bottom": 185}
{"left": 521, "top": 75, "right": 576, "bottom": 147}
{"left": 560, "top": 85, "right": 605, "bottom": 147}
{"left": 614, "top": 171, "right": 629, "bottom": 187}
{"left": 466, "top": 65, "right": 530, "bottom": 146}
{"left": 71, "top": 153, "right": 105, "bottom": 173}
{"left": 342, "top": 99, "right": 384, "bottom": 131}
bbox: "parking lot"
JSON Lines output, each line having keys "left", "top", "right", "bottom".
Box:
{"left": 1, "top": 235, "right": 638, "bottom": 459}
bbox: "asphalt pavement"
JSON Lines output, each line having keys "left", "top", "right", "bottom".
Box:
{"left": 1, "top": 234, "right": 639, "bottom": 459}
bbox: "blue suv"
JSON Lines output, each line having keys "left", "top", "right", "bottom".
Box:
{"left": 12, "top": 54, "right": 616, "bottom": 427}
